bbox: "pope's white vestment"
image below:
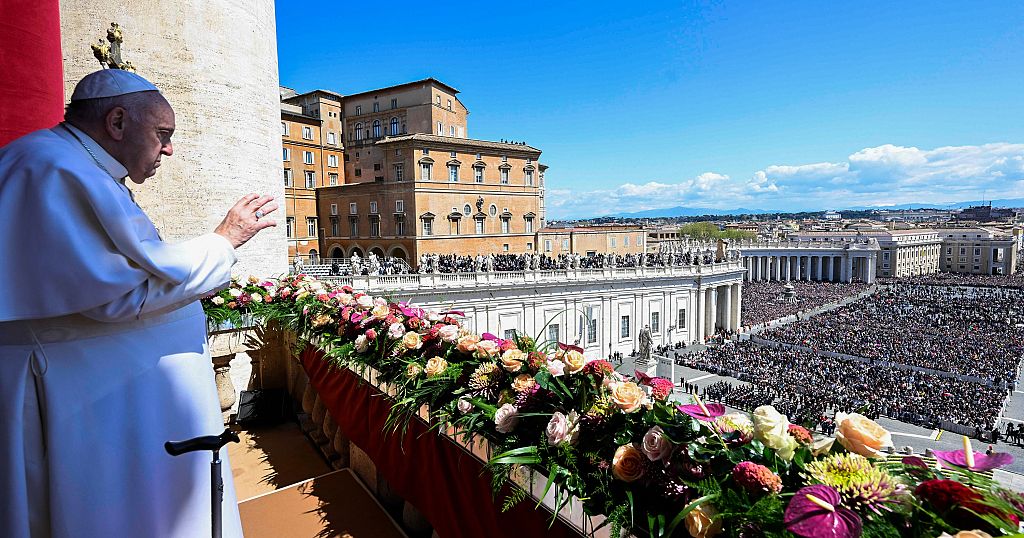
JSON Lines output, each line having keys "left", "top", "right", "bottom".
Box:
{"left": 0, "top": 124, "right": 243, "bottom": 537}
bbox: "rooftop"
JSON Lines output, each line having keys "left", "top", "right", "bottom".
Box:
{"left": 376, "top": 133, "right": 541, "bottom": 153}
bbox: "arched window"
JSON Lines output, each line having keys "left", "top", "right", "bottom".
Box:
{"left": 354, "top": 122, "right": 363, "bottom": 141}
{"left": 390, "top": 117, "right": 399, "bottom": 135}
{"left": 372, "top": 120, "right": 381, "bottom": 138}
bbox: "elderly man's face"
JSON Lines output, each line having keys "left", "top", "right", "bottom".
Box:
{"left": 122, "top": 95, "right": 175, "bottom": 183}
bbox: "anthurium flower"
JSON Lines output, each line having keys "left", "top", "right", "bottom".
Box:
{"left": 784, "top": 484, "right": 862, "bottom": 538}
{"left": 933, "top": 449, "right": 1014, "bottom": 472}
{"left": 677, "top": 399, "right": 725, "bottom": 421}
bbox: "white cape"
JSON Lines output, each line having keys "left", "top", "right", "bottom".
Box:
{"left": 0, "top": 126, "right": 242, "bottom": 537}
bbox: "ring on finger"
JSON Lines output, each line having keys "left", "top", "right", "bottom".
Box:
{"left": 255, "top": 210, "right": 264, "bottom": 219}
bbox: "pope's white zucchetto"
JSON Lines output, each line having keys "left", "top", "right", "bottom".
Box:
{"left": 70, "top": 69, "right": 160, "bottom": 102}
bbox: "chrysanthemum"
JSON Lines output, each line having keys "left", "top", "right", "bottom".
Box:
{"left": 468, "top": 361, "right": 502, "bottom": 400}
{"left": 803, "top": 452, "right": 905, "bottom": 515}
{"left": 788, "top": 424, "right": 814, "bottom": 445}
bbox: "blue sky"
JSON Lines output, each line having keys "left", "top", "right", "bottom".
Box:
{"left": 276, "top": 1, "right": 1024, "bottom": 218}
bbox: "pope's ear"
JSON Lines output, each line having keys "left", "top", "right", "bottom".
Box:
{"left": 104, "top": 106, "right": 128, "bottom": 141}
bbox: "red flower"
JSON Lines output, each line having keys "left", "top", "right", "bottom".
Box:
{"left": 788, "top": 424, "right": 814, "bottom": 445}
{"left": 914, "top": 479, "right": 1015, "bottom": 528}
{"left": 527, "top": 352, "right": 548, "bottom": 371}
{"left": 583, "top": 359, "right": 615, "bottom": 376}
{"left": 648, "top": 378, "right": 674, "bottom": 400}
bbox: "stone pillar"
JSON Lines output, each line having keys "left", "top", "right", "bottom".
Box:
{"left": 720, "top": 286, "right": 731, "bottom": 333}
{"left": 866, "top": 256, "right": 876, "bottom": 283}
{"left": 695, "top": 287, "right": 705, "bottom": 343}
{"left": 708, "top": 287, "right": 718, "bottom": 336}
{"left": 730, "top": 283, "right": 741, "bottom": 330}
{"left": 814, "top": 256, "right": 822, "bottom": 281}
{"left": 59, "top": 0, "right": 287, "bottom": 277}
{"left": 211, "top": 353, "right": 236, "bottom": 421}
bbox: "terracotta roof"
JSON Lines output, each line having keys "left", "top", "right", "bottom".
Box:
{"left": 342, "top": 78, "right": 460, "bottom": 99}
{"left": 375, "top": 133, "right": 541, "bottom": 153}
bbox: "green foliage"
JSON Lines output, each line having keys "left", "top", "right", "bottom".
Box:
{"left": 677, "top": 221, "right": 755, "bottom": 241}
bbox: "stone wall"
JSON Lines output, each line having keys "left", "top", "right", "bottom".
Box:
{"left": 59, "top": 0, "right": 287, "bottom": 276}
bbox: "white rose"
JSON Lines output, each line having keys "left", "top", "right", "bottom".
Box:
{"left": 426, "top": 310, "right": 441, "bottom": 322}
{"left": 494, "top": 403, "right": 519, "bottom": 434}
{"left": 374, "top": 297, "right": 387, "bottom": 307}
{"left": 388, "top": 322, "right": 406, "bottom": 339}
{"left": 354, "top": 334, "right": 369, "bottom": 353}
{"left": 250, "top": 293, "right": 263, "bottom": 303}
{"left": 356, "top": 295, "right": 374, "bottom": 309}
{"left": 211, "top": 296, "right": 225, "bottom": 306}
{"left": 337, "top": 293, "right": 353, "bottom": 305}
{"left": 753, "top": 405, "right": 798, "bottom": 461}
{"left": 457, "top": 397, "right": 474, "bottom": 414}
{"left": 228, "top": 288, "right": 243, "bottom": 297}
{"left": 642, "top": 426, "right": 672, "bottom": 462}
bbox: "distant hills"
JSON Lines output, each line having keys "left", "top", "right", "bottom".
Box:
{"left": 604, "top": 197, "right": 1024, "bottom": 219}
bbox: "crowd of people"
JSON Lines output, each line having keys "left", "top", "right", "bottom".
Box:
{"left": 412, "top": 251, "right": 722, "bottom": 273}
{"left": 740, "top": 281, "right": 873, "bottom": 327}
{"left": 887, "top": 271, "right": 1024, "bottom": 290}
{"left": 760, "top": 285, "right": 1024, "bottom": 385}
{"left": 678, "top": 340, "right": 1008, "bottom": 435}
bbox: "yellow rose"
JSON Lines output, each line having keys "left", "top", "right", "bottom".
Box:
{"left": 511, "top": 374, "right": 536, "bottom": 393}
{"left": 685, "top": 504, "right": 722, "bottom": 538}
{"left": 611, "top": 444, "right": 645, "bottom": 482}
{"left": 500, "top": 349, "right": 525, "bottom": 372}
{"left": 402, "top": 331, "right": 422, "bottom": 350}
{"left": 424, "top": 357, "right": 448, "bottom": 377}
{"left": 406, "top": 363, "right": 423, "bottom": 378}
{"left": 835, "top": 412, "right": 892, "bottom": 458}
{"left": 370, "top": 304, "right": 389, "bottom": 319}
{"left": 562, "top": 350, "right": 586, "bottom": 374}
{"left": 456, "top": 335, "right": 480, "bottom": 353}
{"left": 609, "top": 382, "right": 645, "bottom": 413}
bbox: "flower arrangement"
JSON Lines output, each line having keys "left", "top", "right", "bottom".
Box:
{"left": 202, "top": 276, "right": 1023, "bottom": 538}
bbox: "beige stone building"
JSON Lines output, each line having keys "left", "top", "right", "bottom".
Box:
{"left": 311, "top": 78, "right": 552, "bottom": 262}
{"left": 280, "top": 88, "right": 344, "bottom": 261}
{"left": 536, "top": 226, "right": 646, "bottom": 257}
{"left": 935, "top": 227, "right": 1019, "bottom": 275}
{"left": 792, "top": 229, "right": 941, "bottom": 278}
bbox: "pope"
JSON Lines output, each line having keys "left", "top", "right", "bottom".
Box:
{"left": 0, "top": 69, "right": 275, "bottom": 537}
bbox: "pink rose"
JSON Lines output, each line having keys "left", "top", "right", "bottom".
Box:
{"left": 546, "top": 359, "right": 566, "bottom": 377}
{"left": 546, "top": 411, "right": 580, "bottom": 447}
{"left": 642, "top": 426, "right": 672, "bottom": 462}
{"left": 494, "top": 404, "right": 519, "bottom": 434}
{"left": 438, "top": 325, "right": 460, "bottom": 343}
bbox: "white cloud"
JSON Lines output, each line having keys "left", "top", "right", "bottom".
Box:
{"left": 546, "top": 143, "right": 1024, "bottom": 219}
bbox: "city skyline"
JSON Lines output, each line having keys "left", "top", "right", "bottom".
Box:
{"left": 276, "top": 1, "right": 1024, "bottom": 219}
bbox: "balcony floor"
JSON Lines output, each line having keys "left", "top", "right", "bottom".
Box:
{"left": 229, "top": 422, "right": 407, "bottom": 538}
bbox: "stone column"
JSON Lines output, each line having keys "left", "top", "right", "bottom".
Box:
{"left": 720, "top": 286, "right": 731, "bottom": 333}
{"left": 814, "top": 256, "right": 822, "bottom": 281}
{"left": 707, "top": 287, "right": 718, "bottom": 337}
{"left": 866, "top": 256, "right": 876, "bottom": 284}
{"left": 731, "top": 283, "right": 741, "bottom": 330}
{"left": 695, "top": 287, "right": 705, "bottom": 343}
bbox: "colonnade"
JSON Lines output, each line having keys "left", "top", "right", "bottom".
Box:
{"left": 742, "top": 254, "right": 876, "bottom": 284}
{"left": 695, "top": 282, "right": 741, "bottom": 340}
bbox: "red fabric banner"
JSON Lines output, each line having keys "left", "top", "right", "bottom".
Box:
{"left": 301, "top": 348, "right": 581, "bottom": 538}
{"left": 0, "top": 0, "right": 64, "bottom": 147}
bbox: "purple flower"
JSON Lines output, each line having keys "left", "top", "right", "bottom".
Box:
{"left": 900, "top": 456, "right": 928, "bottom": 468}
{"left": 558, "top": 342, "right": 584, "bottom": 353}
{"left": 933, "top": 449, "right": 1014, "bottom": 472}
{"left": 398, "top": 303, "right": 424, "bottom": 318}
{"left": 784, "top": 485, "right": 862, "bottom": 538}
{"left": 677, "top": 401, "right": 726, "bottom": 421}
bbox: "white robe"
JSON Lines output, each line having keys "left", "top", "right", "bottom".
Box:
{"left": 0, "top": 124, "right": 243, "bottom": 537}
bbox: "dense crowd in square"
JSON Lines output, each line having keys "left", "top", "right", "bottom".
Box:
{"left": 740, "top": 281, "right": 872, "bottom": 327}
{"left": 759, "top": 284, "right": 1024, "bottom": 384}
{"left": 678, "top": 340, "right": 1009, "bottom": 435}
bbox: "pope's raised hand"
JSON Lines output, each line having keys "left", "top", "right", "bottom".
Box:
{"left": 214, "top": 193, "right": 278, "bottom": 249}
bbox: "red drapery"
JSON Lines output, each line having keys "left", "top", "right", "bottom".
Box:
{"left": 0, "top": 0, "right": 64, "bottom": 147}
{"left": 301, "top": 348, "right": 581, "bottom": 538}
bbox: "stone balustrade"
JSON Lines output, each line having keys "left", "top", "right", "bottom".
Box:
{"left": 320, "top": 260, "right": 745, "bottom": 292}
